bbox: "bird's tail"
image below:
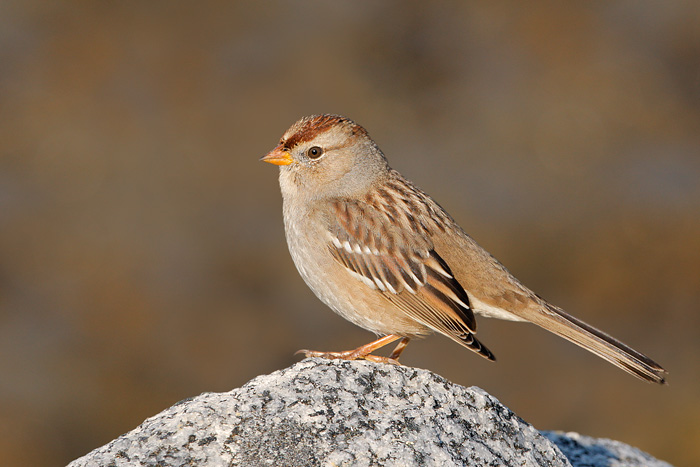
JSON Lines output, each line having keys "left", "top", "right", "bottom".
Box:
{"left": 529, "top": 302, "right": 667, "bottom": 384}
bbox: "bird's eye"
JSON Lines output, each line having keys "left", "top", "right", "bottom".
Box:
{"left": 307, "top": 146, "right": 324, "bottom": 159}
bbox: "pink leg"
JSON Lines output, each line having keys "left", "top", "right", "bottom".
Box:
{"left": 297, "top": 334, "right": 409, "bottom": 364}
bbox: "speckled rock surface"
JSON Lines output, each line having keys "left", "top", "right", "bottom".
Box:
{"left": 68, "top": 359, "right": 671, "bottom": 467}
{"left": 542, "top": 431, "right": 673, "bottom": 467}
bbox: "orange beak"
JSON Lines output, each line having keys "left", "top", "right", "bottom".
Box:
{"left": 260, "top": 145, "right": 294, "bottom": 166}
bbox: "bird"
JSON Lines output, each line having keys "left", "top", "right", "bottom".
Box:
{"left": 261, "top": 114, "right": 667, "bottom": 384}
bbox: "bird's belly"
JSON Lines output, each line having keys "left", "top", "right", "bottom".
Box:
{"left": 285, "top": 221, "right": 429, "bottom": 337}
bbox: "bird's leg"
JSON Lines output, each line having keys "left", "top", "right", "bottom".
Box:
{"left": 388, "top": 337, "right": 410, "bottom": 360}
{"left": 297, "top": 334, "right": 407, "bottom": 364}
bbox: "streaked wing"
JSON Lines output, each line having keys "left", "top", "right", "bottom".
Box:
{"left": 327, "top": 193, "right": 494, "bottom": 360}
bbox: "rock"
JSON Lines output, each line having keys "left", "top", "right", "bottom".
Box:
{"left": 68, "top": 359, "right": 672, "bottom": 467}
{"left": 542, "top": 431, "right": 673, "bottom": 467}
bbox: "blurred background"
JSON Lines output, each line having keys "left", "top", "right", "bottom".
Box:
{"left": 1, "top": 1, "right": 699, "bottom": 466}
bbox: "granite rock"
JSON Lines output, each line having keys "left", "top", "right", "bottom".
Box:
{"left": 68, "top": 359, "right": 671, "bottom": 467}
{"left": 543, "top": 431, "right": 673, "bottom": 467}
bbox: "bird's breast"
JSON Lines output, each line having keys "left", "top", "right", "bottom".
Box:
{"left": 281, "top": 199, "right": 430, "bottom": 337}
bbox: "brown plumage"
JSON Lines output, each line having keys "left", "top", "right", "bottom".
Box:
{"left": 261, "top": 114, "right": 667, "bottom": 384}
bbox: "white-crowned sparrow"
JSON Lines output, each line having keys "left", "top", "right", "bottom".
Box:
{"left": 262, "top": 114, "right": 667, "bottom": 384}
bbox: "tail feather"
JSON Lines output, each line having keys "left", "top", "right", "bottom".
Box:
{"left": 531, "top": 303, "right": 667, "bottom": 384}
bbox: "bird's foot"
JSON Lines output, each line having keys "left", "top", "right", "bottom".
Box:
{"left": 295, "top": 335, "right": 410, "bottom": 365}
{"left": 296, "top": 348, "right": 401, "bottom": 365}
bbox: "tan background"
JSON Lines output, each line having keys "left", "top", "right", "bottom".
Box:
{"left": 1, "top": 2, "right": 699, "bottom": 466}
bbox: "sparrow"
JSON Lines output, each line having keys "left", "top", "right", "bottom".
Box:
{"left": 261, "top": 114, "right": 667, "bottom": 384}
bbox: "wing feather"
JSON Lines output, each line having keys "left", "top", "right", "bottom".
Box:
{"left": 327, "top": 191, "right": 494, "bottom": 360}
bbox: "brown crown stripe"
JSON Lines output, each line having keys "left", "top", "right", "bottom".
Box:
{"left": 281, "top": 115, "right": 352, "bottom": 149}
{"left": 283, "top": 114, "right": 367, "bottom": 149}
